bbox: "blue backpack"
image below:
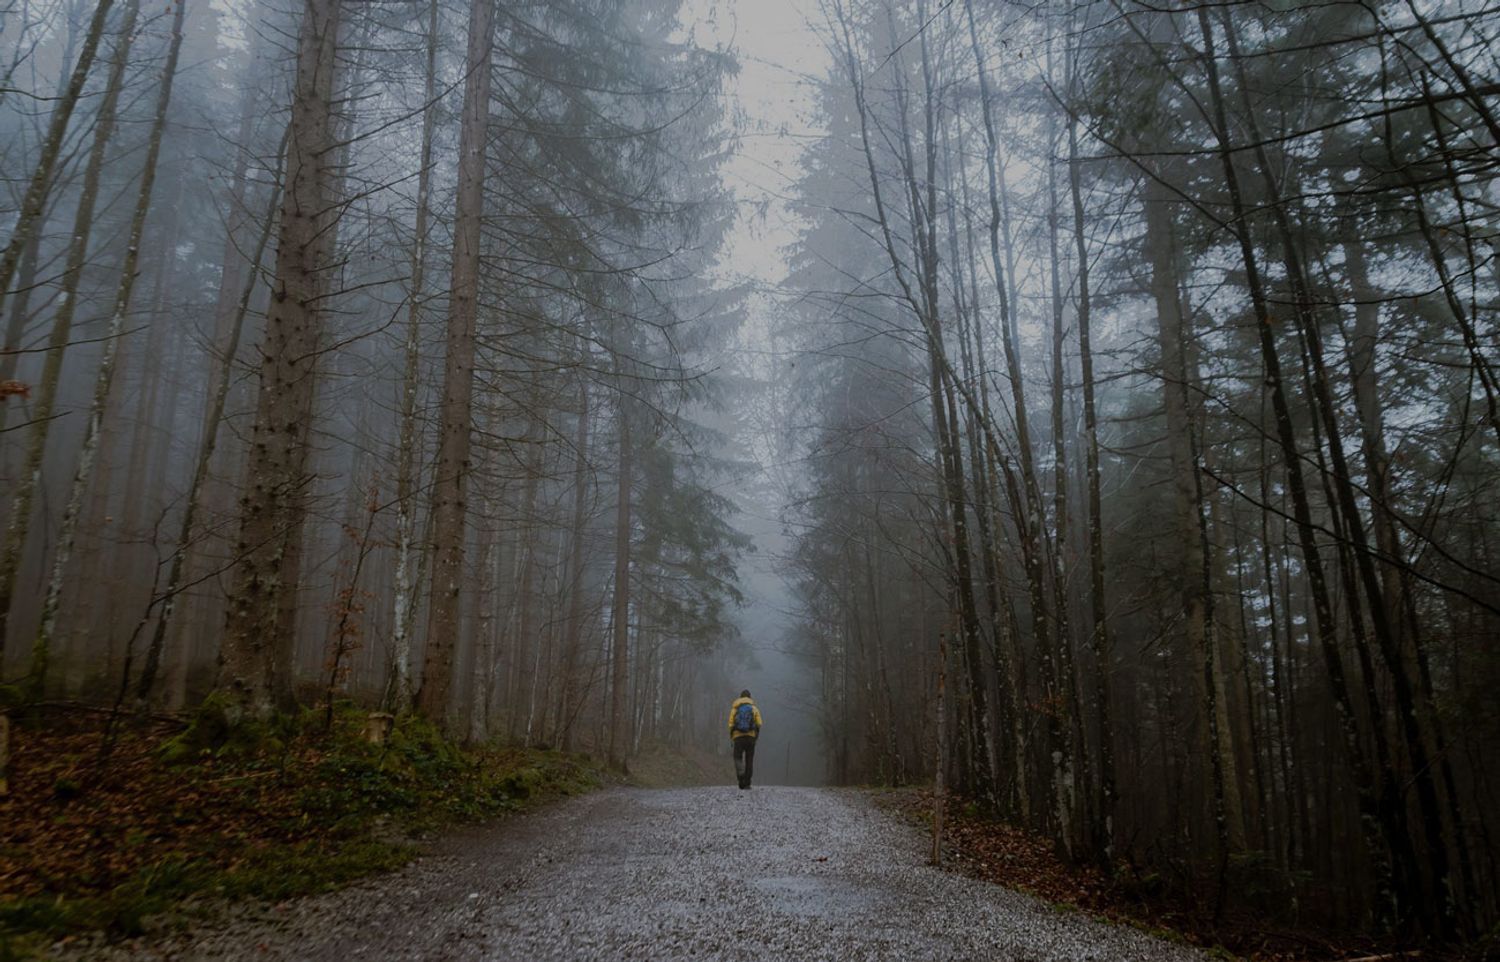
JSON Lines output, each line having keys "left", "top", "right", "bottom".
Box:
{"left": 734, "top": 702, "right": 756, "bottom": 734}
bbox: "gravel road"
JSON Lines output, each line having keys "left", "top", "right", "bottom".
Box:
{"left": 60, "top": 787, "right": 1206, "bottom": 961}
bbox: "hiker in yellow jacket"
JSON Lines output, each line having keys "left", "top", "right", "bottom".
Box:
{"left": 728, "top": 690, "right": 762, "bottom": 790}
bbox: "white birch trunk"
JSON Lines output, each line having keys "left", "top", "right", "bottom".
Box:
{"left": 32, "top": 0, "right": 185, "bottom": 696}
{"left": 0, "top": 0, "right": 138, "bottom": 661}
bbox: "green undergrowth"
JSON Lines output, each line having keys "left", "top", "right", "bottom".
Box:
{"left": 0, "top": 703, "right": 601, "bottom": 956}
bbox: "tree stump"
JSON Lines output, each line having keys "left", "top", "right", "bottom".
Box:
{"left": 364, "top": 711, "right": 394, "bottom": 746}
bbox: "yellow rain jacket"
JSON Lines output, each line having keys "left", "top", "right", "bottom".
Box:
{"left": 728, "top": 697, "right": 762, "bottom": 740}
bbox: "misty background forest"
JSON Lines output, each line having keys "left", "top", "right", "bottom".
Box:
{"left": 1, "top": 0, "right": 1498, "bottom": 947}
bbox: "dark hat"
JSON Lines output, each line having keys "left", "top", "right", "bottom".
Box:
{"left": 740, "top": 689, "right": 752, "bottom": 698}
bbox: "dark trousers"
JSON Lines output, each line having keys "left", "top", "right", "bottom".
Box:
{"left": 733, "top": 737, "right": 756, "bottom": 788}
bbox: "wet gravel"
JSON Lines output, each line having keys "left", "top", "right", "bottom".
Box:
{"left": 58, "top": 786, "right": 1207, "bottom": 961}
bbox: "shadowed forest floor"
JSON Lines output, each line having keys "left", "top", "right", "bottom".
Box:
{"left": 0, "top": 707, "right": 602, "bottom": 956}
{"left": 877, "top": 790, "right": 1492, "bottom": 962}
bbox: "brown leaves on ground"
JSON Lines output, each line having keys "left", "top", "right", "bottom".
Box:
{"left": 2, "top": 703, "right": 598, "bottom": 945}
{"left": 0, "top": 712, "right": 323, "bottom": 904}
{"left": 877, "top": 789, "right": 1112, "bottom": 908}
{"left": 875, "top": 789, "right": 1463, "bottom": 962}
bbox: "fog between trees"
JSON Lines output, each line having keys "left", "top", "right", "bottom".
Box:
{"left": 1, "top": 0, "right": 1497, "bottom": 944}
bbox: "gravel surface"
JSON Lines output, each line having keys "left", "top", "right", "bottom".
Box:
{"left": 57, "top": 787, "right": 1207, "bottom": 961}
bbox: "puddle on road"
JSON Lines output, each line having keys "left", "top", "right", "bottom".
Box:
{"left": 752, "top": 876, "right": 877, "bottom": 918}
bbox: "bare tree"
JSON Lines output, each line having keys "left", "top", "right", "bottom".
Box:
{"left": 30, "top": 0, "right": 186, "bottom": 699}
{"left": 416, "top": 0, "right": 496, "bottom": 725}
{"left": 0, "top": 0, "right": 138, "bottom": 660}
{"left": 0, "top": 0, "right": 116, "bottom": 320}
{"left": 386, "top": 0, "right": 440, "bottom": 715}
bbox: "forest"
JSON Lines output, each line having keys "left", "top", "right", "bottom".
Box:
{"left": 1, "top": 0, "right": 1497, "bottom": 953}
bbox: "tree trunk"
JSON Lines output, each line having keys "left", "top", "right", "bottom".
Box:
{"left": 1067, "top": 100, "right": 1115, "bottom": 867}
{"left": 1145, "top": 172, "right": 1237, "bottom": 900}
{"left": 507, "top": 423, "right": 544, "bottom": 743}
{"left": 962, "top": 0, "right": 1061, "bottom": 827}
{"left": 1220, "top": 16, "right": 1454, "bottom": 931}
{"left": 387, "top": 0, "right": 440, "bottom": 716}
{"left": 0, "top": 0, "right": 117, "bottom": 323}
{"left": 219, "top": 0, "right": 343, "bottom": 721}
{"left": 466, "top": 483, "right": 497, "bottom": 742}
{"left": 954, "top": 112, "right": 1027, "bottom": 821}
{"left": 0, "top": 0, "right": 139, "bottom": 661}
{"left": 32, "top": 0, "right": 185, "bottom": 699}
{"left": 134, "top": 148, "right": 286, "bottom": 706}
{"left": 1341, "top": 212, "right": 1477, "bottom": 926}
{"left": 1195, "top": 7, "right": 1409, "bottom": 928}
{"left": 557, "top": 376, "right": 592, "bottom": 751}
{"left": 932, "top": 629, "right": 947, "bottom": 865}
{"left": 606, "top": 397, "right": 632, "bottom": 771}
{"left": 1046, "top": 97, "right": 1089, "bottom": 857}
{"left": 415, "top": 0, "right": 496, "bottom": 726}
{"left": 904, "top": 0, "right": 995, "bottom": 806}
